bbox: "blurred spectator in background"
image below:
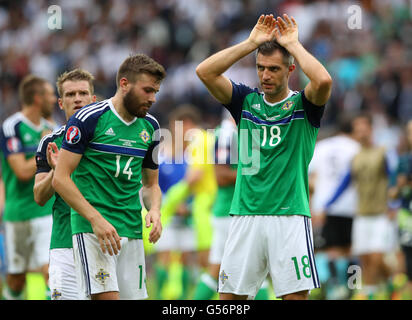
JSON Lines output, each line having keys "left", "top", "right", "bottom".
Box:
{"left": 389, "top": 120, "right": 412, "bottom": 300}
{"left": 153, "top": 113, "right": 196, "bottom": 300}
{"left": 324, "top": 113, "right": 398, "bottom": 300}
{"left": 160, "top": 105, "right": 217, "bottom": 295}
{"left": 1, "top": 0, "right": 410, "bottom": 132}
{"left": 310, "top": 115, "right": 361, "bottom": 300}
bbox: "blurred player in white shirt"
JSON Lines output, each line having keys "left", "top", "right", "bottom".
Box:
{"left": 309, "top": 116, "right": 360, "bottom": 299}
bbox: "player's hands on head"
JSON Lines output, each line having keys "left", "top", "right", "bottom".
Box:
{"left": 146, "top": 209, "right": 162, "bottom": 244}
{"left": 273, "top": 14, "right": 299, "bottom": 48}
{"left": 91, "top": 215, "right": 122, "bottom": 256}
{"left": 248, "top": 14, "right": 277, "bottom": 47}
{"left": 46, "top": 142, "right": 59, "bottom": 170}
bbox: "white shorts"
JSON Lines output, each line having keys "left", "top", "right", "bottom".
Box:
{"left": 352, "top": 214, "right": 398, "bottom": 255}
{"left": 49, "top": 248, "right": 85, "bottom": 300}
{"left": 4, "top": 215, "right": 52, "bottom": 274}
{"left": 155, "top": 224, "right": 196, "bottom": 252}
{"left": 72, "top": 233, "right": 148, "bottom": 300}
{"left": 208, "top": 216, "right": 232, "bottom": 265}
{"left": 219, "top": 215, "right": 320, "bottom": 298}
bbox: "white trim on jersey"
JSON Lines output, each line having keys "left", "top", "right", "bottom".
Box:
{"left": 21, "top": 116, "right": 47, "bottom": 132}
{"left": 145, "top": 113, "right": 161, "bottom": 141}
{"left": 262, "top": 89, "right": 298, "bottom": 107}
{"left": 4, "top": 112, "right": 47, "bottom": 135}
{"left": 36, "top": 125, "right": 66, "bottom": 152}
{"left": 75, "top": 100, "right": 108, "bottom": 121}
{"left": 77, "top": 102, "right": 109, "bottom": 122}
{"left": 2, "top": 112, "right": 23, "bottom": 137}
{"left": 145, "top": 113, "right": 160, "bottom": 128}
{"left": 108, "top": 99, "right": 137, "bottom": 126}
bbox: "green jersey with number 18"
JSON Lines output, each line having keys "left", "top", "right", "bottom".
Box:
{"left": 224, "top": 81, "right": 325, "bottom": 217}
{"left": 61, "top": 99, "right": 160, "bottom": 239}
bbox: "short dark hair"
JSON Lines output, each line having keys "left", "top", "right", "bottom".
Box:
{"left": 256, "top": 40, "right": 294, "bottom": 66}
{"left": 116, "top": 53, "right": 166, "bottom": 88}
{"left": 56, "top": 68, "right": 95, "bottom": 97}
{"left": 18, "top": 75, "right": 47, "bottom": 105}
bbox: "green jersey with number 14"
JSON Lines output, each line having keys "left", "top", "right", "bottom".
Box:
{"left": 224, "top": 81, "right": 324, "bottom": 217}
{"left": 61, "top": 99, "right": 160, "bottom": 239}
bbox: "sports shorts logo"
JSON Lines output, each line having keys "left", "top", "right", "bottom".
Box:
{"left": 95, "top": 269, "right": 110, "bottom": 285}
{"left": 66, "top": 126, "right": 81, "bottom": 144}
{"left": 219, "top": 270, "right": 228, "bottom": 284}
{"left": 51, "top": 289, "right": 62, "bottom": 300}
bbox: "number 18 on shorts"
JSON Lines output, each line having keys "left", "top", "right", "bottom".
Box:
{"left": 218, "top": 215, "right": 320, "bottom": 298}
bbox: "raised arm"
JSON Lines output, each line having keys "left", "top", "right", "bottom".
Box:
{"left": 196, "top": 14, "right": 278, "bottom": 104}
{"left": 274, "top": 14, "right": 332, "bottom": 106}
{"left": 52, "top": 148, "right": 121, "bottom": 255}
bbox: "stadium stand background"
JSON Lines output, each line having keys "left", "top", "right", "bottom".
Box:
{"left": 0, "top": 0, "right": 411, "bottom": 136}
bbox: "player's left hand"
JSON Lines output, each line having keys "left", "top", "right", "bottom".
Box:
{"left": 274, "top": 14, "right": 299, "bottom": 48}
{"left": 146, "top": 209, "right": 162, "bottom": 243}
{"left": 47, "top": 142, "right": 59, "bottom": 170}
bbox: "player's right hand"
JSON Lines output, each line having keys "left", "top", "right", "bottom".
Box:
{"left": 91, "top": 216, "right": 122, "bottom": 256}
{"left": 248, "top": 14, "right": 277, "bottom": 47}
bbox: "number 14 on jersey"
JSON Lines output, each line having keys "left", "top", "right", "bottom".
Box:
{"left": 115, "top": 155, "right": 134, "bottom": 180}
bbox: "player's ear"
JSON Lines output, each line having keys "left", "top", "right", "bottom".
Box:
{"left": 58, "top": 98, "right": 63, "bottom": 110}
{"left": 92, "top": 95, "right": 97, "bottom": 103}
{"left": 119, "top": 77, "right": 129, "bottom": 92}
{"left": 288, "top": 64, "right": 296, "bottom": 74}
{"left": 33, "top": 92, "right": 43, "bottom": 106}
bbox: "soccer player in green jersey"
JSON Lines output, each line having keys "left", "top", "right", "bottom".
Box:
{"left": 34, "top": 69, "right": 96, "bottom": 300}
{"left": 52, "top": 54, "right": 165, "bottom": 300}
{"left": 0, "top": 75, "right": 56, "bottom": 300}
{"left": 196, "top": 14, "right": 332, "bottom": 300}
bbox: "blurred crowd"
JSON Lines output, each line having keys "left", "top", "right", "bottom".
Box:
{"left": 0, "top": 0, "right": 411, "bottom": 136}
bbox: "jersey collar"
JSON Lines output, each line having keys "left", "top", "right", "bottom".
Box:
{"left": 263, "top": 90, "right": 295, "bottom": 107}
{"left": 19, "top": 112, "right": 48, "bottom": 132}
{"left": 108, "top": 98, "right": 137, "bottom": 126}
